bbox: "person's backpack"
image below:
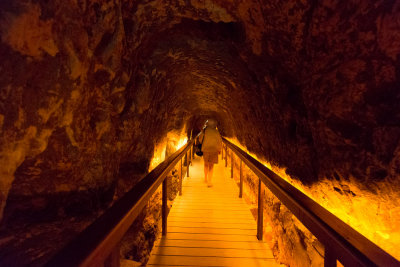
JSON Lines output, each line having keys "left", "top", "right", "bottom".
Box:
{"left": 195, "top": 131, "right": 205, "bottom": 156}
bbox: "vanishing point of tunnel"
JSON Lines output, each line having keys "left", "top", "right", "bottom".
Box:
{"left": 0, "top": 0, "right": 399, "bottom": 266}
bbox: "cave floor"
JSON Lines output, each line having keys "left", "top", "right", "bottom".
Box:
{"left": 148, "top": 155, "right": 280, "bottom": 266}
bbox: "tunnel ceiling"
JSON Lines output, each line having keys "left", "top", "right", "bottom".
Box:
{"left": 120, "top": 0, "right": 400, "bottom": 185}
{"left": 0, "top": 0, "right": 400, "bottom": 227}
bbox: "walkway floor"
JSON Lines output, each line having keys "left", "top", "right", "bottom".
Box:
{"left": 147, "top": 155, "right": 279, "bottom": 267}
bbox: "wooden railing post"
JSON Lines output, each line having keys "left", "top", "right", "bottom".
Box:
{"left": 257, "top": 178, "right": 264, "bottom": 240}
{"left": 189, "top": 146, "right": 192, "bottom": 165}
{"left": 218, "top": 139, "right": 400, "bottom": 266}
{"left": 239, "top": 159, "right": 243, "bottom": 198}
{"left": 188, "top": 147, "right": 191, "bottom": 164}
{"left": 225, "top": 146, "right": 228, "bottom": 167}
{"left": 44, "top": 140, "right": 197, "bottom": 267}
{"left": 162, "top": 178, "right": 168, "bottom": 236}
{"left": 324, "top": 247, "right": 337, "bottom": 267}
{"left": 104, "top": 245, "right": 120, "bottom": 267}
{"left": 179, "top": 158, "right": 183, "bottom": 196}
{"left": 186, "top": 151, "right": 189, "bottom": 177}
{"left": 231, "top": 151, "right": 234, "bottom": 178}
{"left": 223, "top": 144, "right": 226, "bottom": 160}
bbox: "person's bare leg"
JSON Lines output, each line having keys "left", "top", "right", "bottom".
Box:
{"left": 208, "top": 163, "right": 214, "bottom": 187}
{"left": 204, "top": 161, "right": 208, "bottom": 183}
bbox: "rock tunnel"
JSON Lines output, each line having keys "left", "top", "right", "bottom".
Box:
{"left": 0, "top": 0, "right": 399, "bottom": 266}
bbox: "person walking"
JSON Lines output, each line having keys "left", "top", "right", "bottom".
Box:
{"left": 198, "top": 119, "right": 222, "bottom": 187}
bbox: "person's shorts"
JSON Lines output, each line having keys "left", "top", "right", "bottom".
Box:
{"left": 203, "top": 152, "right": 219, "bottom": 164}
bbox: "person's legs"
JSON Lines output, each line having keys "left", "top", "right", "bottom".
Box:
{"left": 207, "top": 163, "right": 214, "bottom": 187}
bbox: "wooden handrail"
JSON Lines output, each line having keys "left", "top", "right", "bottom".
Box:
{"left": 46, "top": 139, "right": 195, "bottom": 267}
{"left": 222, "top": 138, "right": 400, "bottom": 267}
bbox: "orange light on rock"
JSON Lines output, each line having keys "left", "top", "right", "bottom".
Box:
{"left": 226, "top": 137, "right": 400, "bottom": 261}
{"left": 149, "top": 128, "right": 188, "bottom": 172}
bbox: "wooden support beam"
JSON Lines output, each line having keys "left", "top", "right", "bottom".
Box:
{"left": 324, "top": 247, "right": 337, "bottom": 267}
{"left": 186, "top": 151, "right": 189, "bottom": 177}
{"left": 257, "top": 178, "right": 263, "bottom": 240}
{"left": 231, "top": 151, "right": 234, "bottom": 178}
{"left": 104, "top": 245, "right": 120, "bottom": 267}
{"left": 179, "top": 158, "right": 183, "bottom": 196}
{"left": 239, "top": 159, "right": 243, "bottom": 198}
{"left": 224, "top": 146, "right": 228, "bottom": 167}
{"left": 162, "top": 178, "right": 168, "bottom": 236}
{"left": 189, "top": 146, "right": 192, "bottom": 165}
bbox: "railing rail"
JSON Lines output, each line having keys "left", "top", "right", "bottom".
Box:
{"left": 46, "top": 133, "right": 399, "bottom": 267}
{"left": 46, "top": 139, "right": 195, "bottom": 267}
{"left": 222, "top": 138, "right": 400, "bottom": 267}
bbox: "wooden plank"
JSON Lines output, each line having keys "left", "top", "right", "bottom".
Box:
{"left": 167, "top": 226, "right": 256, "bottom": 236}
{"left": 161, "top": 232, "right": 258, "bottom": 242}
{"left": 175, "top": 194, "right": 240, "bottom": 198}
{"left": 168, "top": 220, "right": 256, "bottom": 226}
{"left": 149, "top": 157, "right": 277, "bottom": 267}
{"left": 169, "top": 213, "right": 253, "bottom": 220}
{"left": 168, "top": 216, "right": 255, "bottom": 221}
{"left": 171, "top": 205, "right": 248, "bottom": 210}
{"left": 154, "top": 239, "right": 270, "bottom": 251}
{"left": 168, "top": 221, "right": 256, "bottom": 230}
{"left": 172, "top": 204, "right": 247, "bottom": 209}
{"left": 173, "top": 199, "right": 243, "bottom": 203}
{"left": 171, "top": 206, "right": 250, "bottom": 211}
{"left": 170, "top": 204, "right": 251, "bottom": 210}
{"left": 175, "top": 192, "right": 240, "bottom": 196}
{"left": 173, "top": 200, "right": 245, "bottom": 205}
{"left": 147, "top": 255, "right": 279, "bottom": 267}
{"left": 167, "top": 216, "right": 254, "bottom": 224}
{"left": 171, "top": 207, "right": 251, "bottom": 212}
{"left": 175, "top": 191, "right": 241, "bottom": 196}
{"left": 172, "top": 200, "right": 246, "bottom": 205}
{"left": 151, "top": 246, "right": 274, "bottom": 259}
{"left": 168, "top": 215, "right": 254, "bottom": 221}
{"left": 169, "top": 212, "right": 254, "bottom": 218}
{"left": 169, "top": 211, "right": 253, "bottom": 218}
{"left": 175, "top": 193, "right": 240, "bottom": 197}
{"left": 173, "top": 198, "right": 243, "bottom": 202}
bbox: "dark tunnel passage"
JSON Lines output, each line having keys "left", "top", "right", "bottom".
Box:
{"left": 0, "top": 0, "right": 400, "bottom": 265}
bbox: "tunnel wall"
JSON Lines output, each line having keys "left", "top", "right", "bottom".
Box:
{"left": 228, "top": 153, "right": 324, "bottom": 266}
{"left": 0, "top": 0, "right": 399, "bottom": 265}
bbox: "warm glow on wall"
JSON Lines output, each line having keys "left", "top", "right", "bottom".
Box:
{"left": 226, "top": 137, "right": 400, "bottom": 261}
{"left": 175, "top": 136, "right": 188, "bottom": 150}
{"left": 148, "top": 140, "right": 167, "bottom": 172}
{"left": 148, "top": 128, "right": 188, "bottom": 172}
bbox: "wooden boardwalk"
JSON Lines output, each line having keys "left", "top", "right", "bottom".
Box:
{"left": 148, "top": 156, "right": 279, "bottom": 267}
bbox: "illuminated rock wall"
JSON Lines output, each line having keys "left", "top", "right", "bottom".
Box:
{"left": 230, "top": 158, "right": 324, "bottom": 267}
{"left": 0, "top": 0, "right": 399, "bottom": 265}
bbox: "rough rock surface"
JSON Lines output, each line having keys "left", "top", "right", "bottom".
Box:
{"left": 0, "top": 0, "right": 400, "bottom": 265}
{"left": 230, "top": 152, "right": 325, "bottom": 266}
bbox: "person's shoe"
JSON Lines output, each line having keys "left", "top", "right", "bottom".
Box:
{"left": 207, "top": 183, "right": 213, "bottom": 187}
